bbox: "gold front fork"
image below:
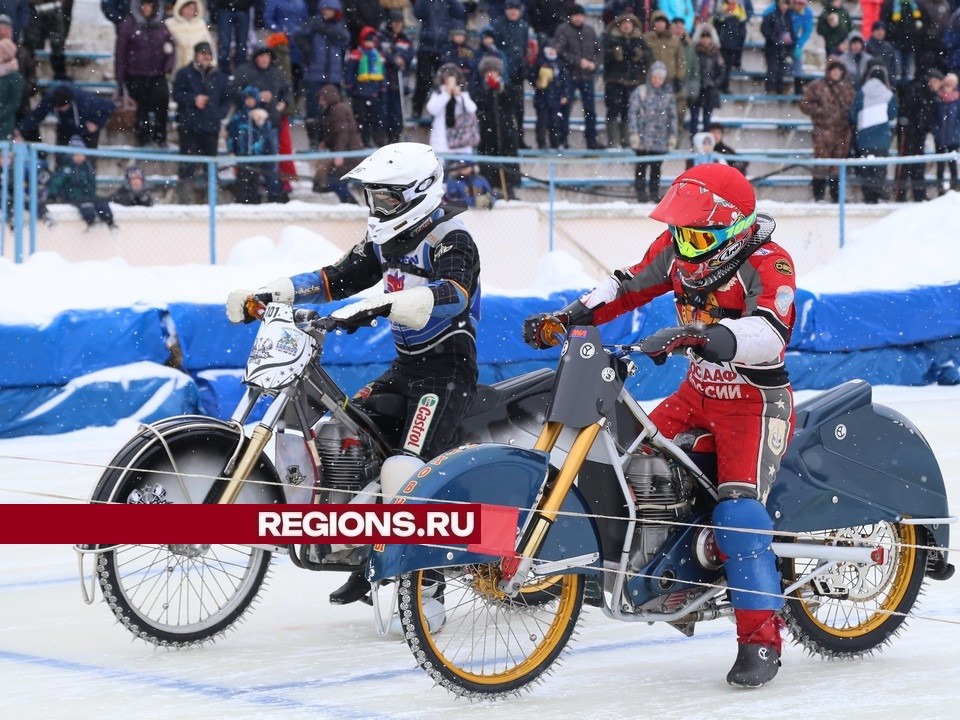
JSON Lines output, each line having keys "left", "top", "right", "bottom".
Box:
{"left": 218, "top": 425, "right": 273, "bottom": 504}
{"left": 517, "top": 420, "right": 602, "bottom": 561}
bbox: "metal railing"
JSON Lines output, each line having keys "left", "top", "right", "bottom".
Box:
{"left": 3, "top": 140, "right": 958, "bottom": 262}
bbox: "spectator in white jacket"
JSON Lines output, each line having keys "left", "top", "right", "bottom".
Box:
{"left": 166, "top": 0, "right": 215, "bottom": 71}
{"left": 427, "top": 63, "right": 478, "bottom": 154}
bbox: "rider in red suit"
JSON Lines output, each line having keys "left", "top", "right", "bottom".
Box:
{"left": 524, "top": 162, "right": 796, "bottom": 688}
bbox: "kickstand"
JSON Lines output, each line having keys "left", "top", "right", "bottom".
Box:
{"left": 371, "top": 581, "right": 399, "bottom": 636}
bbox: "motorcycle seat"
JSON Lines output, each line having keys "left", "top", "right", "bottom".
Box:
{"left": 463, "top": 368, "right": 555, "bottom": 419}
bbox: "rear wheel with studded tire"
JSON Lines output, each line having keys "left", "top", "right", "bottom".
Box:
{"left": 779, "top": 521, "right": 927, "bottom": 657}
{"left": 398, "top": 566, "right": 584, "bottom": 697}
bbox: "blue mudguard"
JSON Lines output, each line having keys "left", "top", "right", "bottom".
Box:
{"left": 768, "top": 382, "right": 951, "bottom": 554}
{"left": 368, "top": 443, "right": 602, "bottom": 581}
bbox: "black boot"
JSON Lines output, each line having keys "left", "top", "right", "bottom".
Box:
{"left": 329, "top": 571, "right": 372, "bottom": 605}
{"left": 811, "top": 178, "right": 826, "bottom": 202}
{"left": 793, "top": 77, "right": 804, "bottom": 95}
{"left": 726, "top": 643, "right": 781, "bottom": 688}
{"left": 828, "top": 176, "right": 840, "bottom": 203}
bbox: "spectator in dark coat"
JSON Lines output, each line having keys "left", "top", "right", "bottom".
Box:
{"left": 411, "top": 0, "right": 467, "bottom": 118}
{"left": 491, "top": 0, "right": 531, "bottom": 146}
{"left": 109, "top": 165, "right": 154, "bottom": 206}
{"left": 231, "top": 42, "right": 292, "bottom": 132}
{"left": 474, "top": 55, "right": 521, "bottom": 197}
{"left": 880, "top": 0, "right": 925, "bottom": 85}
{"left": 23, "top": 0, "right": 68, "bottom": 79}
{"left": 898, "top": 67, "right": 942, "bottom": 199}
{"left": 439, "top": 22, "right": 477, "bottom": 89}
{"left": 866, "top": 21, "right": 903, "bottom": 86}
{"left": 173, "top": 41, "right": 230, "bottom": 202}
{"left": 690, "top": 23, "right": 724, "bottom": 137}
{"left": 47, "top": 135, "right": 116, "bottom": 229}
{"left": 293, "top": 0, "right": 349, "bottom": 147}
{"left": 602, "top": 13, "right": 650, "bottom": 148}
{"left": 554, "top": 3, "right": 601, "bottom": 149}
{"left": 313, "top": 82, "right": 363, "bottom": 203}
{"left": 532, "top": 42, "right": 568, "bottom": 148}
{"left": 444, "top": 159, "right": 495, "bottom": 207}
{"left": 213, "top": 0, "right": 254, "bottom": 73}
{"left": 16, "top": 83, "right": 115, "bottom": 148}
{"left": 851, "top": 63, "right": 898, "bottom": 202}
{"left": 711, "top": 0, "right": 753, "bottom": 92}
{"left": 944, "top": 7, "right": 960, "bottom": 75}
{"left": 0, "top": 36, "right": 23, "bottom": 140}
{"left": 380, "top": 10, "right": 413, "bottom": 143}
{"left": 0, "top": 2, "right": 29, "bottom": 41}
{"left": 528, "top": 0, "right": 573, "bottom": 40}
{"left": 116, "top": 0, "right": 176, "bottom": 146}
{"left": 817, "top": 0, "right": 854, "bottom": 58}
{"left": 760, "top": 0, "right": 795, "bottom": 94}
{"left": 342, "top": 0, "right": 382, "bottom": 44}
{"left": 264, "top": 0, "right": 308, "bottom": 85}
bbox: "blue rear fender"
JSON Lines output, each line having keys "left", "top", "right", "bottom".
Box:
{"left": 368, "top": 443, "right": 602, "bottom": 581}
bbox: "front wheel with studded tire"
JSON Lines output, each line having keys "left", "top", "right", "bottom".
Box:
{"left": 90, "top": 421, "right": 281, "bottom": 646}
{"left": 398, "top": 566, "right": 585, "bottom": 698}
{"left": 779, "top": 521, "right": 928, "bottom": 657}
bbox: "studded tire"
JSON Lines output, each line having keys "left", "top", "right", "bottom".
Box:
{"left": 398, "top": 567, "right": 584, "bottom": 698}
{"left": 91, "top": 422, "right": 281, "bottom": 646}
{"left": 779, "top": 521, "right": 928, "bottom": 657}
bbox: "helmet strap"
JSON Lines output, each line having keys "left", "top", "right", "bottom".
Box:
{"left": 378, "top": 201, "right": 467, "bottom": 255}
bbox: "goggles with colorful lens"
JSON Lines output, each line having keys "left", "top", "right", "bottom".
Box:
{"left": 364, "top": 183, "right": 416, "bottom": 218}
{"left": 670, "top": 210, "right": 757, "bottom": 259}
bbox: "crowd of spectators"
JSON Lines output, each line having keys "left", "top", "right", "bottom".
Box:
{"left": 1, "top": 0, "right": 960, "bottom": 209}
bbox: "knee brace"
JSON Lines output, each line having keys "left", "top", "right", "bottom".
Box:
{"left": 713, "top": 498, "right": 783, "bottom": 611}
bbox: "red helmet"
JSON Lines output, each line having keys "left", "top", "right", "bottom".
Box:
{"left": 650, "top": 163, "right": 756, "bottom": 261}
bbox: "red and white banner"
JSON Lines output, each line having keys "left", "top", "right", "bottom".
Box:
{"left": 0, "top": 503, "right": 511, "bottom": 546}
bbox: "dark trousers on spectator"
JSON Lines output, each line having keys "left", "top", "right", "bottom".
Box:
{"left": 384, "top": 83, "right": 404, "bottom": 143}
{"left": 217, "top": 9, "right": 251, "bottom": 74}
{"left": 903, "top": 133, "right": 930, "bottom": 200}
{"left": 328, "top": 179, "right": 359, "bottom": 204}
{"left": 412, "top": 50, "right": 441, "bottom": 118}
{"left": 936, "top": 143, "right": 959, "bottom": 191}
{"left": 534, "top": 100, "right": 563, "bottom": 149}
{"left": 351, "top": 96, "right": 385, "bottom": 146}
{"left": 234, "top": 164, "right": 288, "bottom": 204}
{"left": 634, "top": 150, "right": 663, "bottom": 202}
{"left": 764, "top": 49, "right": 790, "bottom": 94}
{"left": 508, "top": 73, "right": 526, "bottom": 147}
{"left": 125, "top": 75, "right": 170, "bottom": 146}
{"left": 24, "top": 10, "right": 67, "bottom": 79}
{"left": 857, "top": 150, "right": 889, "bottom": 203}
{"left": 74, "top": 198, "right": 114, "bottom": 227}
{"left": 178, "top": 129, "right": 219, "bottom": 184}
{"left": 719, "top": 47, "right": 743, "bottom": 93}
{"left": 561, "top": 78, "right": 598, "bottom": 149}
{"left": 604, "top": 83, "right": 632, "bottom": 147}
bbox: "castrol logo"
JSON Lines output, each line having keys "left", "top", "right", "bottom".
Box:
{"left": 403, "top": 394, "right": 439, "bottom": 453}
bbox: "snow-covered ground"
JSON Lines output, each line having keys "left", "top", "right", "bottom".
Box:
{"left": 1, "top": 197, "right": 959, "bottom": 718}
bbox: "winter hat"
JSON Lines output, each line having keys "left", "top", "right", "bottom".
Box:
{"left": 241, "top": 84, "right": 260, "bottom": 99}
{"left": 50, "top": 84, "right": 73, "bottom": 107}
{"left": 478, "top": 55, "right": 504, "bottom": 76}
{"left": 826, "top": 59, "right": 846, "bottom": 75}
{"left": 250, "top": 42, "right": 273, "bottom": 58}
{"left": 650, "top": 61, "right": 668, "bottom": 79}
{"left": 0, "top": 14, "right": 12, "bottom": 27}
{"left": 505, "top": 0, "right": 522, "bottom": 8}
{"left": 871, "top": 20, "right": 886, "bottom": 32}
{"left": 388, "top": 10, "right": 405, "bottom": 22}
{"left": 359, "top": 26, "right": 379, "bottom": 43}
{"left": 865, "top": 62, "right": 889, "bottom": 86}
{"left": 68, "top": 135, "right": 86, "bottom": 150}
{"left": 265, "top": 31, "right": 289, "bottom": 48}
{"left": 448, "top": 22, "right": 466, "bottom": 36}
{"left": 480, "top": 25, "right": 496, "bottom": 40}
{"left": 194, "top": 41, "right": 213, "bottom": 55}
{"left": 925, "top": 68, "right": 945, "bottom": 81}
{"left": 847, "top": 31, "right": 864, "bottom": 45}
{"left": 124, "top": 166, "right": 145, "bottom": 183}
{"left": 318, "top": 83, "right": 341, "bottom": 105}
{"left": 569, "top": 4, "right": 586, "bottom": 16}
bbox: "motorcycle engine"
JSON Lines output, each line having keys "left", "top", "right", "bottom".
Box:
{"left": 625, "top": 454, "right": 696, "bottom": 571}
{"left": 314, "top": 421, "right": 382, "bottom": 504}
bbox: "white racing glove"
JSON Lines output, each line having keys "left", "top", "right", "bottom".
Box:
{"left": 225, "top": 277, "right": 295, "bottom": 324}
{"left": 329, "top": 286, "right": 435, "bottom": 332}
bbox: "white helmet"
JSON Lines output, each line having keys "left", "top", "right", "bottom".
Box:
{"left": 342, "top": 143, "right": 445, "bottom": 245}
